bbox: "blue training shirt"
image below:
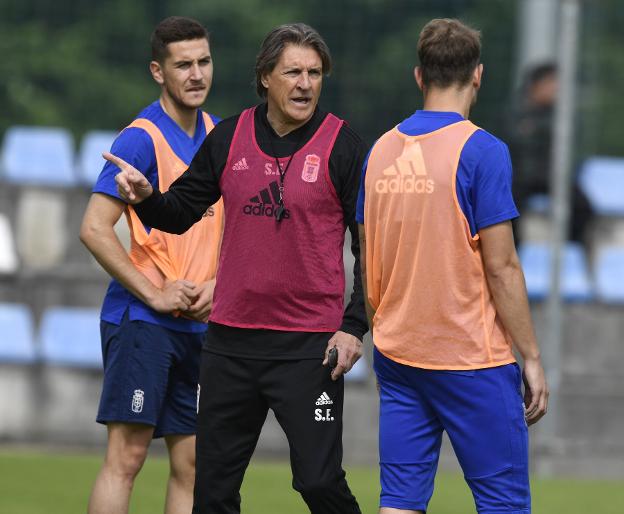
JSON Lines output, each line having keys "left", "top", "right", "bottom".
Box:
{"left": 93, "top": 100, "right": 221, "bottom": 333}
{"left": 356, "top": 110, "right": 518, "bottom": 236}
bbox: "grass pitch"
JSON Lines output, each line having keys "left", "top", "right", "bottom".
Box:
{"left": 0, "top": 449, "right": 622, "bottom": 513}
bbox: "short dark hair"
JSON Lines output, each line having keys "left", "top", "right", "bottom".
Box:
{"left": 526, "top": 62, "right": 557, "bottom": 87}
{"left": 417, "top": 18, "right": 481, "bottom": 88}
{"left": 151, "top": 16, "right": 210, "bottom": 63}
{"left": 255, "top": 23, "right": 332, "bottom": 98}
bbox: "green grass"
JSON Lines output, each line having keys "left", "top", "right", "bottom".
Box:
{"left": 0, "top": 450, "right": 622, "bottom": 513}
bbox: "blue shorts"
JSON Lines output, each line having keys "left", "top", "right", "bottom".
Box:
{"left": 96, "top": 313, "right": 204, "bottom": 438}
{"left": 374, "top": 348, "right": 530, "bottom": 514}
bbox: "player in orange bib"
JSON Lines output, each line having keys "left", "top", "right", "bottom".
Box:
{"left": 80, "top": 17, "right": 222, "bottom": 514}
{"left": 358, "top": 19, "right": 548, "bottom": 514}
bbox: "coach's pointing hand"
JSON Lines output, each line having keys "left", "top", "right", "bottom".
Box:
{"left": 104, "top": 152, "right": 154, "bottom": 204}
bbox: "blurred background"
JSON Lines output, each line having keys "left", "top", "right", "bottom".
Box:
{"left": 1, "top": 0, "right": 623, "bottom": 512}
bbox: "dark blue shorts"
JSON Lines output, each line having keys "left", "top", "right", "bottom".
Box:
{"left": 96, "top": 314, "right": 204, "bottom": 438}
{"left": 374, "top": 348, "right": 530, "bottom": 514}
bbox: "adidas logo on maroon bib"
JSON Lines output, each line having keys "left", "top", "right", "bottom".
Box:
{"left": 232, "top": 157, "right": 249, "bottom": 171}
{"left": 242, "top": 180, "right": 291, "bottom": 220}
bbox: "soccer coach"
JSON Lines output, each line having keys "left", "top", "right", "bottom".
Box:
{"left": 358, "top": 18, "right": 548, "bottom": 514}
{"left": 108, "top": 23, "right": 366, "bottom": 514}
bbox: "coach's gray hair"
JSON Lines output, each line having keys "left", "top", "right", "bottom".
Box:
{"left": 255, "top": 23, "right": 332, "bottom": 98}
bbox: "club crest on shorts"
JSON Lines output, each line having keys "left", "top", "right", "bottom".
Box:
{"left": 301, "top": 154, "right": 320, "bottom": 183}
{"left": 131, "top": 389, "right": 145, "bottom": 413}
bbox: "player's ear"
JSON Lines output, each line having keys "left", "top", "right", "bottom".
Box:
{"left": 150, "top": 60, "right": 164, "bottom": 85}
{"left": 473, "top": 63, "right": 483, "bottom": 89}
{"left": 414, "top": 66, "right": 424, "bottom": 91}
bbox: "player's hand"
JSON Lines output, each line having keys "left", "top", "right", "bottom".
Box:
{"left": 323, "top": 331, "right": 363, "bottom": 381}
{"left": 522, "top": 357, "right": 549, "bottom": 426}
{"left": 104, "top": 152, "right": 153, "bottom": 204}
{"left": 186, "top": 279, "right": 216, "bottom": 323}
{"left": 150, "top": 279, "right": 197, "bottom": 313}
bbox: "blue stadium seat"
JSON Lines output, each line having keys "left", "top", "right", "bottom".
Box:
{"left": 76, "top": 130, "right": 118, "bottom": 186}
{"left": 39, "top": 307, "right": 101, "bottom": 368}
{"left": 518, "top": 242, "right": 593, "bottom": 302}
{"left": 594, "top": 247, "right": 624, "bottom": 304}
{"left": 578, "top": 157, "right": 624, "bottom": 216}
{"left": 0, "top": 126, "right": 76, "bottom": 186}
{"left": 525, "top": 193, "right": 551, "bottom": 214}
{"left": 0, "top": 303, "right": 36, "bottom": 363}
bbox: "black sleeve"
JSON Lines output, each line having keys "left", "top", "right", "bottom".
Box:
{"left": 134, "top": 115, "right": 239, "bottom": 234}
{"left": 329, "top": 123, "right": 369, "bottom": 340}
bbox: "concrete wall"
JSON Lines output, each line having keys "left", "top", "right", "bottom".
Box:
{"left": 1, "top": 269, "right": 623, "bottom": 478}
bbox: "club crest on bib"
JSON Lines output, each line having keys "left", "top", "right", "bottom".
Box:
{"left": 301, "top": 154, "right": 320, "bottom": 183}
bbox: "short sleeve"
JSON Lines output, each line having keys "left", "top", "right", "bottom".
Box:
{"left": 456, "top": 131, "right": 520, "bottom": 236}
{"left": 472, "top": 140, "right": 519, "bottom": 232}
{"left": 92, "top": 127, "right": 157, "bottom": 201}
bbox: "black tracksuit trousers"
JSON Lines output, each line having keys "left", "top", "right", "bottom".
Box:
{"left": 192, "top": 351, "right": 361, "bottom": 514}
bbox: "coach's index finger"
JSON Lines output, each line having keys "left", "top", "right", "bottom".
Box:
{"left": 103, "top": 151, "right": 130, "bottom": 170}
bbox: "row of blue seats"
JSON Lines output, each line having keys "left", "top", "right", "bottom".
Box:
{"left": 0, "top": 126, "right": 116, "bottom": 187}
{"left": 0, "top": 234, "right": 622, "bottom": 371}
{"left": 524, "top": 157, "right": 624, "bottom": 217}
{"left": 0, "top": 304, "right": 101, "bottom": 368}
{"left": 519, "top": 242, "right": 624, "bottom": 303}
{"left": 1, "top": 126, "right": 624, "bottom": 216}
{"left": 0, "top": 302, "right": 371, "bottom": 380}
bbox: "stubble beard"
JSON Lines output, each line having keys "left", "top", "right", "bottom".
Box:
{"left": 165, "top": 83, "right": 208, "bottom": 113}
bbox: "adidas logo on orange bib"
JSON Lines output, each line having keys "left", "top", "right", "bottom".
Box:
{"left": 243, "top": 180, "right": 291, "bottom": 220}
{"left": 375, "top": 140, "right": 435, "bottom": 194}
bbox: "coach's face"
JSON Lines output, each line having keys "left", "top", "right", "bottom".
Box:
{"left": 151, "top": 38, "right": 213, "bottom": 111}
{"left": 262, "top": 44, "right": 323, "bottom": 135}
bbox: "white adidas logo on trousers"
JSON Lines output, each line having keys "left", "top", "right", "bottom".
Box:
{"left": 315, "top": 392, "right": 333, "bottom": 405}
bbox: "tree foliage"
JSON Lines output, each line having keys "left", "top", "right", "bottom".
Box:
{"left": 0, "top": 0, "right": 622, "bottom": 157}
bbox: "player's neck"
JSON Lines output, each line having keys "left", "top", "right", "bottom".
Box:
{"left": 159, "top": 97, "right": 198, "bottom": 137}
{"left": 422, "top": 87, "right": 474, "bottom": 119}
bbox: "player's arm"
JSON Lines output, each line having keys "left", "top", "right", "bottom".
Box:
{"left": 472, "top": 137, "right": 548, "bottom": 425}
{"left": 358, "top": 223, "right": 375, "bottom": 330}
{"left": 79, "top": 193, "right": 196, "bottom": 313}
{"left": 323, "top": 125, "right": 368, "bottom": 380}
{"left": 110, "top": 127, "right": 224, "bottom": 235}
{"left": 356, "top": 146, "right": 375, "bottom": 330}
{"left": 480, "top": 221, "right": 548, "bottom": 425}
